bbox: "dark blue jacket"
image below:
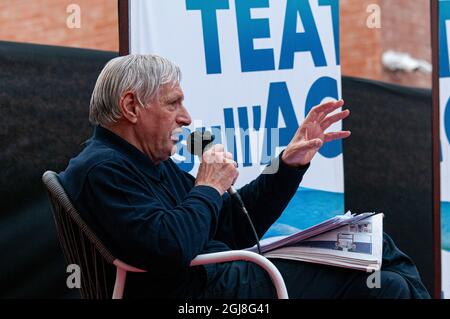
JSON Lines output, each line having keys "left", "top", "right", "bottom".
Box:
{"left": 59, "top": 126, "right": 308, "bottom": 297}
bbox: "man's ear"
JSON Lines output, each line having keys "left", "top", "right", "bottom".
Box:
{"left": 119, "top": 91, "right": 139, "bottom": 124}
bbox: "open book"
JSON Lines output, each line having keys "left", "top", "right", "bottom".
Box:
{"left": 247, "top": 212, "right": 383, "bottom": 271}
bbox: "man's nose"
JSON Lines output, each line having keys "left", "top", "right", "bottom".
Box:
{"left": 177, "top": 104, "right": 192, "bottom": 126}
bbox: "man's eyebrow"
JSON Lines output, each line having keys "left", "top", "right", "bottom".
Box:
{"left": 164, "top": 93, "right": 184, "bottom": 102}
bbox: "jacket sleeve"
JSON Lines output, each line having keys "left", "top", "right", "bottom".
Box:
{"left": 213, "top": 151, "right": 309, "bottom": 249}
{"left": 84, "top": 160, "right": 223, "bottom": 273}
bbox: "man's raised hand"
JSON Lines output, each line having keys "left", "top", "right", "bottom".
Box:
{"left": 281, "top": 99, "right": 351, "bottom": 167}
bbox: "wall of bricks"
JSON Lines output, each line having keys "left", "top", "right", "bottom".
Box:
{"left": 0, "top": 0, "right": 432, "bottom": 88}
{"left": 379, "top": 0, "right": 431, "bottom": 88}
{"left": 340, "top": 0, "right": 432, "bottom": 88}
{"left": 0, "top": 0, "right": 118, "bottom": 52}
{"left": 340, "top": 0, "right": 383, "bottom": 82}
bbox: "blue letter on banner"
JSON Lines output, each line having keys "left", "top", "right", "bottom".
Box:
{"left": 318, "top": 0, "right": 340, "bottom": 65}
{"left": 440, "top": 0, "right": 450, "bottom": 78}
{"left": 279, "top": 0, "right": 327, "bottom": 69}
{"left": 445, "top": 97, "right": 450, "bottom": 147}
{"left": 262, "top": 82, "right": 299, "bottom": 164}
{"left": 305, "top": 77, "right": 341, "bottom": 158}
{"left": 235, "top": 0, "right": 275, "bottom": 72}
{"left": 186, "top": 0, "right": 229, "bottom": 74}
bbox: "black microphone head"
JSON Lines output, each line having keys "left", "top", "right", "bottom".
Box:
{"left": 187, "top": 130, "right": 215, "bottom": 156}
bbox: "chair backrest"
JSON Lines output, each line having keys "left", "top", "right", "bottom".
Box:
{"left": 42, "top": 170, "right": 116, "bottom": 299}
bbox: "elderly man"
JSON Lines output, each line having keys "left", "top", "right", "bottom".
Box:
{"left": 59, "top": 54, "right": 429, "bottom": 299}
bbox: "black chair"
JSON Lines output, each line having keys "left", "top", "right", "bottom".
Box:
{"left": 42, "top": 170, "right": 288, "bottom": 299}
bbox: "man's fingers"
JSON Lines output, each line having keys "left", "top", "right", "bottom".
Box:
{"left": 224, "top": 157, "right": 238, "bottom": 167}
{"left": 209, "top": 144, "right": 224, "bottom": 153}
{"left": 317, "top": 100, "right": 345, "bottom": 122}
{"left": 320, "top": 109, "right": 350, "bottom": 130}
{"left": 222, "top": 153, "right": 235, "bottom": 164}
{"left": 203, "top": 147, "right": 236, "bottom": 163}
{"left": 232, "top": 169, "right": 239, "bottom": 185}
{"left": 307, "top": 99, "right": 344, "bottom": 122}
{"left": 203, "top": 144, "right": 226, "bottom": 162}
{"left": 324, "top": 131, "right": 351, "bottom": 143}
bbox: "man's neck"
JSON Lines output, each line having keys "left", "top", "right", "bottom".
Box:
{"left": 102, "top": 124, "right": 159, "bottom": 164}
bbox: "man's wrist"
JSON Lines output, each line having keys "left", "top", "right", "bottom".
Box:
{"left": 280, "top": 150, "right": 310, "bottom": 169}
{"left": 195, "top": 182, "right": 224, "bottom": 196}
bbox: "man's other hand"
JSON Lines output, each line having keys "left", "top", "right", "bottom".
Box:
{"left": 195, "top": 144, "right": 239, "bottom": 195}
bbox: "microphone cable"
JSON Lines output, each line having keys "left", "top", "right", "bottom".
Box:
{"left": 187, "top": 130, "right": 262, "bottom": 255}
{"left": 228, "top": 188, "right": 262, "bottom": 255}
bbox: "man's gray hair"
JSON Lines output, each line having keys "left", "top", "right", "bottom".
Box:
{"left": 89, "top": 54, "right": 181, "bottom": 126}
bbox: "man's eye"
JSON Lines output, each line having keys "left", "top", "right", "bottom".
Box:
{"left": 168, "top": 101, "right": 179, "bottom": 109}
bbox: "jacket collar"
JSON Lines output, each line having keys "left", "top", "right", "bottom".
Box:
{"left": 93, "top": 125, "right": 162, "bottom": 182}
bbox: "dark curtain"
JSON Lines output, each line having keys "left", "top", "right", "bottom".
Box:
{"left": 342, "top": 76, "right": 434, "bottom": 294}
{"left": 0, "top": 41, "right": 117, "bottom": 298}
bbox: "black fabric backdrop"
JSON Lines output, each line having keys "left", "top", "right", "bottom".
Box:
{"left": 0, "top": 41, "right": 436, "bottom": 298}
{"left": 0, "top": 41, "right": 117, "bottom": 298}
{"left": 342, "top": 77, "right": 435, "bottom": 294}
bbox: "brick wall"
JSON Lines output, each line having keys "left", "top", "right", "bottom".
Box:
{"left": 379, "top": 0, "right": 431, "bottom": 88}
{"left": 0, "top": 0, "right": 118, "bottom": 51}
{"left": 340, "top": 0, "right": 432, "bottom": 88}
{"left": 340, "top": 0, "right": 383, "bottom": 81}
{"left": 0, "top": 0, "right": 432, "bottom": 88}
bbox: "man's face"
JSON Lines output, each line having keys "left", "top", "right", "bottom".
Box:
{"left": 135, "top": 83, "right": 191, "bottom": 163}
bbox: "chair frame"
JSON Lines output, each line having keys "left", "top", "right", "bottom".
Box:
{"left": 42, "top": 170, "right": 288, "bottom": 299}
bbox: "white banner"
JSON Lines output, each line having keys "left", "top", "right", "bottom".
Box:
{"left": 129, "top": 0, "right": 343, "bottom": 237}
{"left": 439, "top": 0, "right": 450, "bottom": 299}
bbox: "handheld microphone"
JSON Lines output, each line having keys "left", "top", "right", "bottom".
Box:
{"left": 186, "top": 131, "right": 261, "bottom": 254}
{"left": 186, "top": 131, "right": 239, "bottom": 199}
